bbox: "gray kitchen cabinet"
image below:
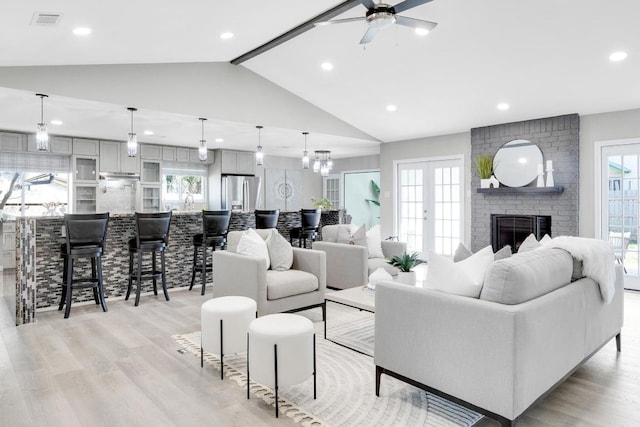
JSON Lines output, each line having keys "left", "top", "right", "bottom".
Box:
{"left": 0, "top": 132, "right": 26, "bottom": 152}
{"left": 162, "top": 146, "right": 176, "bottom": 161}
{"left": 235, "top": 151, "right": 255, "bottom": 174}
{"left": 2, "top": 221, "right": 16, "bottom": 269}
{"left": 99, "top": 140, "right": 139, "bottom": 173}
{"left": 27, "top": 135, "right": 72, "bottom": 154}
{"left": 176, "top": 147, "right": 190, "bottom": 162}
{"left": 140, "top": 144, "right": 162, "bottom": 160}
{"left": 73, "top": 138, "right": 100, "bottom": 156}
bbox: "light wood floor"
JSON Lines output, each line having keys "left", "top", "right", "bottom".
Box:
{"left": 1, "top": 271, "right": 639, "bottom": 427}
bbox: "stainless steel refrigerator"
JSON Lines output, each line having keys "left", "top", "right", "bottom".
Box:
{"left": 221, "top": 175, "right": 261, "bottom": 212}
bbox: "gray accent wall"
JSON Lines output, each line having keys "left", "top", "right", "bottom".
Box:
{"left": 470, "top": 114, "right": 579, "bottom": 251}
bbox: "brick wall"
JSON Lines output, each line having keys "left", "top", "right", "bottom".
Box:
{"left": 470, "top": 114, "right": 579, "bottom": 251}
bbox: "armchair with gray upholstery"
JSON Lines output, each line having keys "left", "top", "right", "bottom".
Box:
{"left": 212, "top": 229, "right": 326, "bottom": 319}
{"left": 312, "top": 224, "right": 406, "bottom": 289}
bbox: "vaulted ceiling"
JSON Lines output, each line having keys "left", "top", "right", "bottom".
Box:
{"left": 0, "top": 0, "right": 638, "bottom": 158}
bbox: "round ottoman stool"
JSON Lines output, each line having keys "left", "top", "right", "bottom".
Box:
{"left": 247, "top": 313, "right": 316, "bottom": 418}
{"left": 201, "top": 296, "right": 257, "bottom": 379}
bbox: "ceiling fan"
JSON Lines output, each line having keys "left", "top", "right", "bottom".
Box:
{"left": 316, "top": 0, "right": 438, "bottom": 44}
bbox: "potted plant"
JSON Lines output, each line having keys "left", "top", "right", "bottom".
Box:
{"left": 388, "top": 252, "right": 424, "bottom": 285}
{"left": 475, "top": 154, "right": 495, "bottom": 188}
{"left": 310, "top": 197, "right": 332, "bottom": 210}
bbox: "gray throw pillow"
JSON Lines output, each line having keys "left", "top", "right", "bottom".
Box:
{"left": 517, "top": 233, "right": 541, "bottom": 253}
{"left": 494, "top": 245, "right": 512, "bottom": 260}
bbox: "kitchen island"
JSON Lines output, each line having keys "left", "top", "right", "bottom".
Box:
{"left": 14, "top": 209, "right": 345, "bottom": 325}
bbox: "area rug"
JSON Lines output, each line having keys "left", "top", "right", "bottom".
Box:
{"left": 173, "top": 312, "right": 482, "bottom": 427}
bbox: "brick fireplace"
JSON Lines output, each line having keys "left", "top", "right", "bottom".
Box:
{"left": 470, "top": 114, "right": 579, "bottom": 251}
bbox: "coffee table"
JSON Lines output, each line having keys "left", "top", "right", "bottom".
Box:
{"left": 324, "top": 286, "right": 376, "bottom": 356}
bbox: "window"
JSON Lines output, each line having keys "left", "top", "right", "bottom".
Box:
{"left": 162, "top": 163, "right": 207, "bottom": 209}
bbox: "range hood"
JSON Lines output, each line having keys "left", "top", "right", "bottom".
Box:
{"left": 99, "top": 172, "right": 140, "bottom": 180}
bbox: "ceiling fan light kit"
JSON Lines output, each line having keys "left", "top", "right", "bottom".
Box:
{"left": 317, "top": 0, "right": 437, "bottom": 45}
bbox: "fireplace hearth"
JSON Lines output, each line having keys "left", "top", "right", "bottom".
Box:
{"left": 490, "top": 214, "right": 551, "bottom": 252}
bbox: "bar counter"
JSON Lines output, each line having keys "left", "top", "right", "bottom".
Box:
{"left": 15, "top": 209, "right": 344, "bottom": 325}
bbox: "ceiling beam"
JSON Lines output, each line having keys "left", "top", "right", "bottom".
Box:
{"left": 231, "top": 0, "right": 363, "bottom": 65}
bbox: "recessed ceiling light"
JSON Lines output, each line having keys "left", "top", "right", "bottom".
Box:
{"left": 609, "top": 51, "right": 628, "bottom": 62}
{"left": 497, "top": 103, "right": 510, "bottom": 111}
{"left": 215, "top": 138, "right": 224, "bottom": 143}
{"left": 321, "top": 62, "right": 333, "bottom": 71}
{"left": 386, "top": 104, "right": 397, "bottom": 112}
{"left": 415, "top": 28, "right": 430, "bottom": 36}
{"left": 50, "top": 120, "right": 63, "bottom": 126}
{"left": 220, "top": 32, "right": 234, "bottom": 40}
{"left": 144, "top": 130, "right": 154, "bottom": 136}
{"left": 72, "top": 27, "right": 92, "bottom": 36}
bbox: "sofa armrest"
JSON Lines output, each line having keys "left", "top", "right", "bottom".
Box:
{"left": 212, "top": 251, "right": 267, "bottom": 304}
{"left": 312, "top": 241, "right": 367, "bottom": 289}
{"left": 381, "top": 240, "right": 406, "bottom": 258}
{"left": 292, "top": 248, "right": 326, "bottom": 294}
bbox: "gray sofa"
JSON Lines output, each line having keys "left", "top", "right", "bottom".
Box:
{"left": 374, "top": 248, "right": 624, "bottom": 426}
{"left": 212, "top": 229, "right": 326, "bottom": 318}
{"left": 312, "top": 224, "right": 406, "bottom": 289}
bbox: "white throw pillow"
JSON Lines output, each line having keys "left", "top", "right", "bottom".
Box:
{"left": 236, "top": 228, "right": 270, "bottom": 270}
{"left": 366, "top": 224, "right": 385, "bottom": 259}
{"left": 425, "top": 245, "right": 495, "bottom": 298}
{"left": 265, "top": 229, "right": 293, "bottom": 271}
{"left": 337, "top": 224, "right": 367, "bottom": 247}
{"left": 517, "top": 233, "right": 541, "bottom": 253}
{"left": 539, "top": 234, "right": 552, "bottom": 245}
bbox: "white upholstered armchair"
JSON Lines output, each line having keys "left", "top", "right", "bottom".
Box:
{"left": 312, "top": 224, "right": 406, "bottom": 289}
{"left": 212, "top": 229, "right": 326, "bottom": 319}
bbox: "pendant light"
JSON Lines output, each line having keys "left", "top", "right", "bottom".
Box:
{"left": 126, "top": 107, "right": 138, "bottom": 157}
{"left": 35, "top": 93, "right": 49, "bottom": 151}
{"left": 198, "top": 117, "right": 207, "bottom": 162}
{"left": 313, "top": 150, "right": 332, "bottom": 177}
{"left": 301, "top": 132, "right": 310, "bottom": 169}
{"left": 255, "top": 125, "right": 264, "bottom": 166}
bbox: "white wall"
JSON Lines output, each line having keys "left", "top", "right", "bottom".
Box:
{"left": 331, "top": 154, "right": 380, "bottom": 172}
{"left": 579, "top": 108, "right": 640, "bottom": 237}
{"left": 379, "top": 132, "right": 471, "bottom": 241}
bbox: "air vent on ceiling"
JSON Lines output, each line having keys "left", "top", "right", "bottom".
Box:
{"left": 31, "top": 12, "right": 62, "bottom": 26}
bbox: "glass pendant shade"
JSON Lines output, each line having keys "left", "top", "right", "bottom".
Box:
{"left": 313, "top": 158, "right": 320, "bottom": 173}
{"left": 35, "top": 94, "right": 49, "bottom": 151}
{"left": 302, "top": 151, "right": 310, "bottom": 169}
{"left": 320, "top": 164, "right": 329, "bottom": 177}
{"left": 255, "top": 125, "right": 264, "bottom": 166}
{"left": 127, "top": 107, "right": 138, "bottom": 157}
{"left": 198, "top": 118, "right": 207, "bottom": 161}
{"left": 312, "top": 150, "right": 332, "bottom": 176}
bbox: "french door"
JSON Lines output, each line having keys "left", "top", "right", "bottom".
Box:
{"left": 397, "top": 158, "right": 463, "bottom": 259}
{"left": 600, "top": 142, "right": 640, "bottom": 290}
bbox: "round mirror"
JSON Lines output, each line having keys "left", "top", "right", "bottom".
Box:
{"left": 493, "top": 139, "right": 543, "bottom": 187}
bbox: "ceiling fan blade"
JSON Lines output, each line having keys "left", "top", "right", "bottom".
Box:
{"left": 392, "top": 0, "right": 433, "bottom": 14}
{"left": 394, "top": 16, "right": 437, "bottom": 31}
{"left": 359, "top": 26, "right": 379, "bottom": 44}
{"left": 360, "top": 0, "right": 376, "bottom": 9}
{"left": 315, "top": 16, "right": 365, "bottom": 26}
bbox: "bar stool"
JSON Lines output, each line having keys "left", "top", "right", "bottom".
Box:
{"left": 255, "top": 209, "right": 279, "bottom": 229}
{"left": 58, "top": 213, "right": 110, "bottom": 319}
{"left": 126, "top": 211, "right": 172, "bottom": 306}
{"left": 289, "top": 208, "right": 322, "bottom": 248}
{"left": 190, "top": 210, "right": 231, "bottom": 295}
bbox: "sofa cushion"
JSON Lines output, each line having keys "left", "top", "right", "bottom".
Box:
{"left": 480, "top": 248, "right": 573, "bottom": 304}
{"left": 266, "top": 269, "right": 319, "bottom": 300}
{"left": 236, "top": 229, "right": 270, "bottom": 270}
{"left": 265, "top": 229, "right": 293, "bottom": 271}
{"left": 368, "top": 257, "right": 399, "bottom": 277}
{"left": 426, "top": 245, "right": 495, "bottom": 298}
{"left": 366, "top": 224, "right": 385, "bottom": 259}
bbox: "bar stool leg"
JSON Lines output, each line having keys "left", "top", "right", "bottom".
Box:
{"left": 152, "top": 251, "right": 158, "bottom": 296}
{"left": 126, "top": 250, "right": 134, "bottom": 301}
{"left": 64, "top": 257, "right": 74, "bottom": 319}
{"left": 201, "top": 245, "right": 207, "bottom": 296}
{"left": 91, "top": 257, "right": 99, "bottom": 304}
{"left": 161, "top": 249, "right": 169, "bottom": 301}
{"left": 135, "top": 250, "right": 143, "bottom": 307}
{"left": 59, "top": 255, "right": 67, "bottom": 311}
{"left": 189, "top": 243, "right": 198, "bottom": 291}
{"left": 97, "top": 254, "right": 108, "bottom": 313}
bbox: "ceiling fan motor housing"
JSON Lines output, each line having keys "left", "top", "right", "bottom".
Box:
{"left": 366, "top": 4, "right": 397, "bottom": 28}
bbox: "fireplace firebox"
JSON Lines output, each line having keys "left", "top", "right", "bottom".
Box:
{"left": 490, "top": 214, "right": 551, "bottom": 252}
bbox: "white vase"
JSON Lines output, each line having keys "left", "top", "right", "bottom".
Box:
{"left": 395, "top": 271, "right": 416, "bottom": 285}
{"left": 488, "top": 175, "right": 500, "bottom": 188}
{"left": 480, "top": 179, "right": 491, "bottom": 189}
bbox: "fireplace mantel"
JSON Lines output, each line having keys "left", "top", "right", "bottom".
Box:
{"left": 477, "top": 186, "right": 564, "bottom": 195}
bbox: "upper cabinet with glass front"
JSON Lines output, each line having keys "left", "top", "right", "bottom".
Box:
{"left": 73, "top": 156, "right": 98, "bottom": 182}
{"left": 141, "top": 161, "right": 161, "bottom": 184}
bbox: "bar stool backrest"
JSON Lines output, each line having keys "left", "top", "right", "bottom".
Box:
{"left": 203, "top": 210, "right": 231, "bottom": 239}
{"left": 135, "top": 211, "right": 173, "bottom": 246}
{"left": 255, "top": 209, "right": 280, "bottom": 229}
{"left": 300, "top": 208, "right": 321, "bottom": 230}
{"left": 64, "top": 213, "right": 109, "bottom": 252}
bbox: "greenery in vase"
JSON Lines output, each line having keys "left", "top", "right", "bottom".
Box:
{"left": 387, "top": 252, "right": 424, "bottom": 272}
{"left": 311, "top": 197, "right": 332, "bottom": 209}
{"left": 475, "top": 154, "right": 494, "bottom": 179}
